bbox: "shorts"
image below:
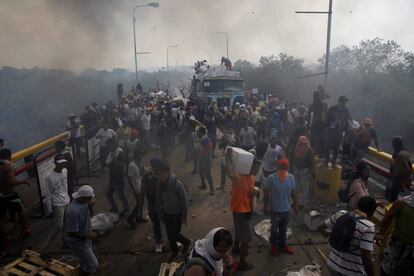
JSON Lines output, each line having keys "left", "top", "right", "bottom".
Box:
{"left": 0, "top": 192, "right": 25, "bottom": 220}
{"left": 233, "top": 212, "right": 252, "bottom": 242}
{"left": 381, "top": 236, "right": 414, "bottom": 275}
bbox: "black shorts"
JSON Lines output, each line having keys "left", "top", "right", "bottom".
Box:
{"left": 0, "top": 192, "right": 25, "bottom": 219}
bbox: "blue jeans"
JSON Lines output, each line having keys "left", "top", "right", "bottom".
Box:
{"left": 106, "top": 179, "right": 129, "bottom": 211}
{"left": 66, "top": 239, "right": 98, "bottom": 273}
{"left": 270, "top": 211, "right": 290, "bottom": 249}
{"left": 147, "top": 204, "right": 162, "bottom": 243}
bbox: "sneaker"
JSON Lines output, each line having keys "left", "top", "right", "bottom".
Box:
{"left": 271, "top": 245, "right": 278, "bottom": 256}
{"left": 281, "top": 245, "right": 294, "bottom": 255}
{"left": 21, "top": 228, "right": 32, "bottom": 239}
{"left": 155, "top": 243, "right": 163, "bottom": 254}
{"left": 236, "top": 261, "right": 253, "bottom": 271}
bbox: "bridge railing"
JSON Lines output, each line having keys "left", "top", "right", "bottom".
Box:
{"left": 10, "top": 125, "right": 102, "bottom": 217}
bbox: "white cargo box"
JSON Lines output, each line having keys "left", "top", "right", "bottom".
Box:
{"left": 226, "top": 147, "right": 254, "bottom": 175}
{"left": 304, "top": 210, "right": 324, "bottom": 231}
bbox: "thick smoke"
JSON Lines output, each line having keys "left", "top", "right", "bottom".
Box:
{"left": 1, "top": 0, "right": 414, "bottom": 70}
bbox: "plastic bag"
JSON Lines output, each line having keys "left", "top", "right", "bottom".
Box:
{"left": 254, "top": 219, "right": 291, "bottom": 242}
{"left": 286, "top": 263, "right": 322, "bottom": 276}
{"left": 91, "top": 212, "right": 119, "bottom": 235}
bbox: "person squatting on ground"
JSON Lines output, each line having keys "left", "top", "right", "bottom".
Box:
{"left": 155, "top": 160, "right": 191, "bottom": 261}
{"left": 184, "top": 228, "right": 234, "bottom": 276}
{"left": 65, "top": 185, "right": 98, "bottom": 276}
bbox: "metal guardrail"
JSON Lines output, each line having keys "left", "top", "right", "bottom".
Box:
{"left": 11, "top": 131, "right": 70, "bottom": 163}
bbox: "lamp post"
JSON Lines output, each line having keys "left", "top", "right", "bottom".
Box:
{"left": 216, "top": 32, "right": 229, "bottom": 59}
{"left": 133, "top": 2, "right": 159, "bottom": 82}
{"left": 204, "top": 50, "right": 212, "bottom": 65}
{"left": 167, "top": 44, "right": 178, "bottom": 71}
{"left": 295, "top": 0, "right": 333, "bottom": 89}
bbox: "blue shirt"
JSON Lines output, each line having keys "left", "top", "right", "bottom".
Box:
{"left": 64, "top": 200, "right": 92, "bottom": 244}
{"left": 264, "top": 173, "right": 295, "bottom": 212}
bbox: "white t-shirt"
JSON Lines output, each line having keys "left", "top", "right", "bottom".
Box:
{"left": 141, "top": 114, "right": 151, "bottom": 130}
{"left": 239, "top": 127, "right": 256, "bottom": 147}
{"left": 96, "top": 128, "right": 117, "bottom": 147}
{"left": 127, "top": 161, "right": 142, "bottom": 193}
{"left": 325, "top": 210, "right": 375, "bottom": 276}
{"left": 262, "top": 144, "right": 284, "bottom": 172}
{"left": 44, "top": 169, "right": 70, "bottom": 214}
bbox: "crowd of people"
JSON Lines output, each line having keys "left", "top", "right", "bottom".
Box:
{"left": 1, "top": 82, "right": 413, "bottom": 276}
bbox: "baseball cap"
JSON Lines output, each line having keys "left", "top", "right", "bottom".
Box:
{"left": 72, "top": 185, "right": 95, "bottom": 199}
{"left": 54, "top": 155, "right": 68, "bottom": 164}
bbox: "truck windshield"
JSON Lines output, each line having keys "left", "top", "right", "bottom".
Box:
{"left": 203, "top": 79, "right": 244, "bottom": 93}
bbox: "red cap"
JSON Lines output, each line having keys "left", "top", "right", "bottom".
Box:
{"left": 276, "top": 159, "right": 289, "bottom": 168}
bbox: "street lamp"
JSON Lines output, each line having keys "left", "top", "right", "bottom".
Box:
{"left": 133, "top": 2, "right": 159, "bottom": 82}
{"left": 216, "top": 32, "right": 229, "bottom": 59}
{"left": 167, "top": 44, "right": 178, "bottom": 71}
{"left": 204, "top": 50, "right": 212, "bottom": 65}
{"left": 295, "top": 0, "right": 333, "bottom": 89}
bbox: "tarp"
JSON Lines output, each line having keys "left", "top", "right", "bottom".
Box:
{"left": 254, "top": 219, "right": 292, "bottom": 242}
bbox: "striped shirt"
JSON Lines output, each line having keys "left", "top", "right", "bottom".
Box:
{"left": 325, "top": 210, "right": 375, "bottom": 275}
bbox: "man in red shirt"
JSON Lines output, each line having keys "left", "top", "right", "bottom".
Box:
{"left": 225, "top": 148, "right": 261, "bottom": 271}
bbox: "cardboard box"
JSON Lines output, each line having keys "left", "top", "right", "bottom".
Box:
{"left": 304, "top": 210, "right": 324, "bottom": 231}
{"left": 226, "top": 147, "right": 254, "bottom": 175}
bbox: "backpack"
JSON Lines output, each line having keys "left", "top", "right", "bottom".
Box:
{"left": 337, "top": 181, "right": 353, "bottom": 203}
{"left": 329, "top": 212, "right": 360, "bottom": 252}
{"left": 173, "top": 257, "right": 214, "bottom": 276}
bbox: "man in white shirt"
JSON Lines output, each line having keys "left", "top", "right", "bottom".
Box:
{"left": 96, "top": 122, "right": 117, "bottom": 170}
{"left": 140, "top": 110, "right": 151, "bottom": 149}
{"left": 262, "top": 132, "right": 284, "bottom": 177}
{"left": 126, "top": 149, "right": 148, "bottom": 228}
{"left": 43, "top": 155, "right": 70, "bottom": 251}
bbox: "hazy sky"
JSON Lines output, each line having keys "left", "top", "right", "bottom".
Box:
{"left": 1, "top": 0, "right": 413, "bottom": 71}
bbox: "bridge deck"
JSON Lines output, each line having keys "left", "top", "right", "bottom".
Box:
{"left": 2, "top": 144, "right": 388, "bottom": 275}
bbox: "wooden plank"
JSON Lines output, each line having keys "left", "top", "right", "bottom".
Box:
{"left": 4, "top": 267, "right": 27, "bottom": 276}
{"left": 168, "top": 262, "right": 178, "bottom": 276}
{"left": 18, "top": 262, "right": 42, "bottom": 274}
{"left": 38, "top": 271, "right": 58, "bottom": 276}
{"left": 1, "top": 257, "right": 26, "bottom": 270}
{"left": 158, "top": 263, "right": 169, "bottom": 276}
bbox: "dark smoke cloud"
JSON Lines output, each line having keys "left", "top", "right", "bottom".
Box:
{"left": 1, "top": 0, "right": 414, "bottom": 71}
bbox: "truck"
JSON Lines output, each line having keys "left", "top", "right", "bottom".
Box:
{"left": 190, "top": 62, "right": 245, "bottom": 107}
